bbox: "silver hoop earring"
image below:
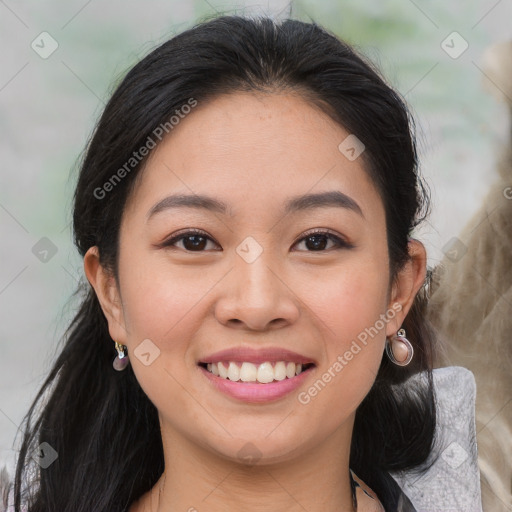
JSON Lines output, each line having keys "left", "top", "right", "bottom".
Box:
{"left": 113, "top": 341, "right": 129, "bottom": 371}
{"left": 385, "top": 328, "right": 413, "bottom": 366}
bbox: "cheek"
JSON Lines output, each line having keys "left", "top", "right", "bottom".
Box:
{"left": 119, "top": 251, "right": 210, "bottom": 342}
{"left": 117, "top": 254, "right": 211, "bottom": 414}
{"left": 306, "top": 256, "right": 390, "bottom": 344}
{"left": 296, "top": 256, "right": 389, "bottom": 414}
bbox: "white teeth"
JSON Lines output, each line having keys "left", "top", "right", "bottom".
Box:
{"left": 218, "top": 361, "right": 228, "bottom": 379}
{"left": 273, "top": 361, "right": 287, "bottom": 381}
{"left": 257, "top": 362, "right": 274, "bottom": 383}
{"left": 204, "top": 360, "right": 310, "bottom": 383}
{"left": 227, "top": 362, "right": 240, "bottom": 381}
{"left": 286, "top": 362, "right": 296, "bottom": 379}
{"left": 240, "top": 362, "right": 257, "bottom": 381}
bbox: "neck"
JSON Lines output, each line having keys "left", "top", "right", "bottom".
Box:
{"left": 137, "top": 418, "right": 357, "bottom": 512}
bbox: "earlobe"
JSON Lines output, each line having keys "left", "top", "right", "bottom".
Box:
{"left": 386, "top": 239, "right": 427, "bottom": 336}
{"left": 83, "top": 246, "right": 127, "bottom": 344}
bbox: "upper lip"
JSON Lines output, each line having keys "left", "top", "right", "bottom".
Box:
{"left": 198, "top": 347, "right": 317, "bottom": 366}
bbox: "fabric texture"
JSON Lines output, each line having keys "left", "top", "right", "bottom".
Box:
{"left": 390, "top": 366, "right": 483, "bottom": 511}
{"left": 0, "top": 366, "right": 482, "bottom": 512}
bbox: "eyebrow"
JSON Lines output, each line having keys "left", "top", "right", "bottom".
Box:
{"left": 146, "top": 190, "right": 363, "bottom": 221}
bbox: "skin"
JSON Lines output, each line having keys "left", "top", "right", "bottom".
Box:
{"left": 84, "top": 90, "right": 426, "bottom": 512}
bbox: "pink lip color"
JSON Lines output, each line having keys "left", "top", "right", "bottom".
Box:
{"left": 199, "top": 365, "right": 315, "bottom": 403}
{"left": 199, "top": 347, "right": 316, "bottom": 366}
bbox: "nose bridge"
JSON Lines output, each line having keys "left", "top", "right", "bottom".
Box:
{"left": 233, "top": 239, "right": 282, "bottom": 306}
{"left": 214, "top": 237, "right": 299, "bottom": 330}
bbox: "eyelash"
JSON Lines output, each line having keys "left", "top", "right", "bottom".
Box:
{"left": 160, "top": 228, "right": 353, "bottom": 252}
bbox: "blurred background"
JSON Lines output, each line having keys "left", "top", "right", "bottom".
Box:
{"left": 1, "top": 0, "right": 511, "bottom": 481}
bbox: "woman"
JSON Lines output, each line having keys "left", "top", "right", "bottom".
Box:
{"left": 4, "top": 15, "right": 440, "bottom": 511}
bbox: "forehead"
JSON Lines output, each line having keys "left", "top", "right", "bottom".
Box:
{"left": 123, "top": 91, "right": 383, "bottom": 223}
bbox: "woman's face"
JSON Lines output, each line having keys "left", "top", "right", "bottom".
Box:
{"left": 87, "top": 91, "right": 418, "bottom": 465}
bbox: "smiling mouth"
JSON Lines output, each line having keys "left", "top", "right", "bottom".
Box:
{"left": 197, "top": 361, "right": 316, "bottom": 384}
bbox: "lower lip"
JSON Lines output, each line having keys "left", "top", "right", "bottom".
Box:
{"left": 198, "top": 365, "right": 315, "bottom": 403}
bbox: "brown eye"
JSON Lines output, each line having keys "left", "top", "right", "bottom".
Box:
{"left": 292, "top": 229, "right": 353, "bottom": 252}
{"left": 162, "top": 229, "right": 220, "bottom": 252}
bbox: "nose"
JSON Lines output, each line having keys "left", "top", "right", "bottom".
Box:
{"left": 214, "top": 252, "right": 300, "bottom": 332}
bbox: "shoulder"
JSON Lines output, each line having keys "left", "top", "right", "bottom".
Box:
{"left": 350, "top": 470, "right": 419, "bottom": 512}
{"left": 389, "top": 367, "right": 482, "bottom": 511}
{"left": 350, "top": 470, "right": 386, "bottom": 511}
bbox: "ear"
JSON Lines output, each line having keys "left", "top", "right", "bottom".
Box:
{"left": 83, "top": 246, "right": 128, "bottom": 344}
{"left": 385, "top": 239, "right": 427, "bottom": 337}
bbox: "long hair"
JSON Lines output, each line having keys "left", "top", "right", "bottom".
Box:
{"left": 11, "top": 15, "right": 436, "bottom": 511}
